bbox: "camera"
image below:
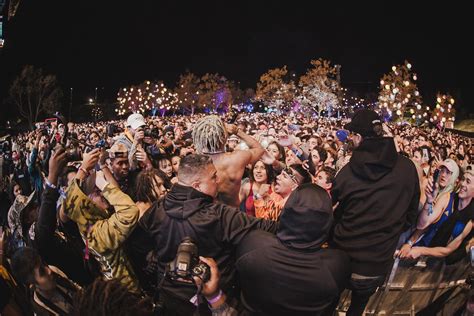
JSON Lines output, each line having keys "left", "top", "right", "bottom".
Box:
{"left": 228, "top": 112, "right": 239, "bottom": 124}
{"left": 144, "top": 127, "right": 161, "bottom": 139}
{"left": 167, "top": 237, "right": 210, "bottom": 284}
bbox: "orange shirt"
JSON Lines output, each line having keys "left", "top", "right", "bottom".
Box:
{"left": 254, "top": 192, "right": 288, "bottom": 221}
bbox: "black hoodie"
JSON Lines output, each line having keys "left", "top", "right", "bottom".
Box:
{"left": 331, "top": 137, "right": 420, "bottom": 276}
{"left": 236, "top": 184, "right": 350, "bottom": 315}
{"left": 138, "top": 183, "right": 279, "bottom": 302}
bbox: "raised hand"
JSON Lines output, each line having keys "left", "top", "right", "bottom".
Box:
{"left": 81, "top": 148, "right": 100, "bottom": 172}
{"left": 425, "top": 176, "right": 439, "bottom": 204}
{"left": 48, "top": 146, "right": 67, "bottom": 185}
{"left": 261, "top": 151, "right": 276, "bottom": 166}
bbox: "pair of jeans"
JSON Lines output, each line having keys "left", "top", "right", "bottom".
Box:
{"left": 346, "top": 273, "right": 386, "bottom": 316}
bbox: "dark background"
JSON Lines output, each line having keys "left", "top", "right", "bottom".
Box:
{"left": 1, "top": 1, "right": 472, "bottom": 123}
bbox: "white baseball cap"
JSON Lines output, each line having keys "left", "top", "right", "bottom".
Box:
{"left": 127, "top": 113, "right": 146, "bottom": 130}
{"left": 438, "top": 158, "right": 459, "bottom": 174}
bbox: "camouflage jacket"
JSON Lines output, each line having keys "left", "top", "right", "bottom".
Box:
{"left": 63, "top": 180, "right": 140, "bottom": 291}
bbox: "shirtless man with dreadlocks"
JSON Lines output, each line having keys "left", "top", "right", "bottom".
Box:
{"left": 192, "top": 116, "right": 265, "bottom": 207}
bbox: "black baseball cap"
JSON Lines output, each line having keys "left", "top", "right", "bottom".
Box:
{"left": 344, "top": 109, "right": 382, "bottom": 137}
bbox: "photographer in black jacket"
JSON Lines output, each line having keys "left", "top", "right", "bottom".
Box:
{"left": 138, "top": 154, "right": 278, "bottom": 315}
{"left": 330, "top": 110, "right": 420, "bottom": 315}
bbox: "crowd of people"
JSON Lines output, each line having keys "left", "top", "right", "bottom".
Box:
{"left": 0, "top": 109, "right": 472, "bottom": 315}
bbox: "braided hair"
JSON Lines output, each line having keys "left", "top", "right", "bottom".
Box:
{"left": 192, "top": 115, "right": 227, "bottom": 154}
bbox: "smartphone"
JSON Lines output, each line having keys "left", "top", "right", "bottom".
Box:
{"left": 432, "top": 169, "right": 440, "bottom": 191}
{"left": 422, "top": 148, "right": 429, "bottom": 162}
{"left": 228, "top": 112, "right": 239, "bottom": 124}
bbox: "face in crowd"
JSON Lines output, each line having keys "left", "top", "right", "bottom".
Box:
{"left": 13, "top": 184, "right": 22, "bottom": 197}
{"left": 275, "top": 167, "right": 299, "bottom": 197}
{"left": 171, "top": 156, "right": 181, "bottom": 175}
{"left": 159, "top": 158, "right": 173, "bottom": 178}
{"left": 458, "top": 172, "right": 474, "bottom": 200}
{"left": 227, "top": 138, "right": 239, "bottom": 151}
{"left": 89, "top": 132, "right": 100, "bottom": 147}
{"left": 325, "top": 151, "right": 335, "bottom": 167}
{"left": 311, "top": 149, "right": 323, "bottom": 169}
{"left": 267, "top": 143, "right": 282, "bottom": 161}
{"left": 285, "top": 149, "right": 299, "bottom": 166}
{"left": 413, "top": 150, "right": 423, "bottom": 166}
{"left": 252, "top": 161, "right": 268, "bottom": 184}
{"left": 111, "top": 157, "right": 130, "bottom": 180}
{"left": 307, "top": 137, "right": 319, "bottom": 151}
{"left": 314, "top": 169, "right": 332, "bottom": 191}
{"left": 152, "top": 174, "right": 167, "bottom": 199}
{"left": 438, "top": 165, "right": 453, "bottom": 189}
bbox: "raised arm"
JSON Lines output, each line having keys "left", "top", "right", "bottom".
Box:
{"left": 417, "top": 177, "right": 450, "bottom": 230}
{"left": 28, "top": 130, "right": 42, "bottom": 175}
{"left": 226, "top": 123, "right": 264, "bottom": 165}
{"left": 35, "top": 147, "right": 67, "bottom": 250}
{"left": 90, "top": 171, "right": 139, "bottom": 252}
{"left": 408, "top": 221, "right": 473, "bottom": 259}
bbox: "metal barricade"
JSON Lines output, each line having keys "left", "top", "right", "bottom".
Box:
{"left": 336, "top": 258, "right": 470, "bottom": 315}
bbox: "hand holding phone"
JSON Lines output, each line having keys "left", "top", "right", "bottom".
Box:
{"left": 432, "top": 169, "right": 440, "bottom": 192}
{"left": 228, "top": 112, "right": 239, "bottom": 124}
{"left": 426, "top": 169, "right": 440, "bottom": 204}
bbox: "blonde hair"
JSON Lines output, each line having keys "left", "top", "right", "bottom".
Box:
{"left": 192, "top": 116, "right": 228, "bottom": 154}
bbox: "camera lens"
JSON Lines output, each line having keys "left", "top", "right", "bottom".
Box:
{"left": 193, "top": 266, "right": 203, "bottom": 275}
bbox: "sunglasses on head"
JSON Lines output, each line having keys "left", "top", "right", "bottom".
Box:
{"left": 110, "top": 151, "right": 127, "bottom": 158}
{"left": 282, "top": 167, "right": 298, "bottom": 183}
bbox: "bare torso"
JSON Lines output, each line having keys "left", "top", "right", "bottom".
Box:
{"left": 210, "top": 151, "right": 250, "bottom": 207}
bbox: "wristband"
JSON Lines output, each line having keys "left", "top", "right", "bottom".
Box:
{"left": 206, "top": 289, "right": 223, "bottom": 304}
{"left": 407, "top": 240, "right": 414, "bottom": 247}
{"left": 44, "top": 179, "right": 57, "bottom": 190}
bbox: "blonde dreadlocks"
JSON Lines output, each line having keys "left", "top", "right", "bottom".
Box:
{"left": 192, "top": 115, "right": 228, "bottom": 154}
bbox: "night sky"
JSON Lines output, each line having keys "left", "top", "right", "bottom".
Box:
{"left": 1, "top": 1, "right": 473, "bottom": 121}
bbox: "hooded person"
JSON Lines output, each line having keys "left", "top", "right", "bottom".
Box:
{"left": 235, "top": 183, "right": 350, "bottom": 315}
{"left": 330, "top": 109, "right": 420, "bottom": 315}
